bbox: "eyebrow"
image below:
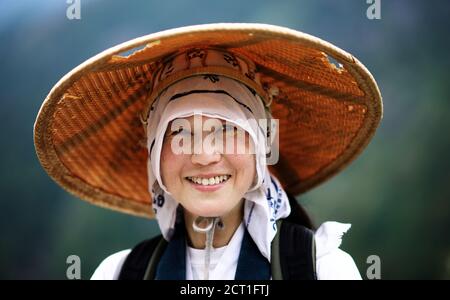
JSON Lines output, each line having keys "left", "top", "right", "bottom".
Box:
{"left": 168, "top": 89, "right": 253, "bottom": 113}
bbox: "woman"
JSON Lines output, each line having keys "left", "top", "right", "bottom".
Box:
{"left": 34, "top": 24, "right": 382, "bottom": 280}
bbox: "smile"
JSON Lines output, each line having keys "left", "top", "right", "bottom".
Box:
{"left": 186, "top": 175, "right": 231, "bottom": 186}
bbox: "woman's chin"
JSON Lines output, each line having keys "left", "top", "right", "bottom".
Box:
{"left": 183, "top": 185, "right": 231, "bottom": 201}
{"left": 185, "top": 201, "right": 232, "bottom": 218}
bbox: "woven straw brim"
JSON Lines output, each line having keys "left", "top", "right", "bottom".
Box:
{"left": 34, "top": 23, "right": 382, "bottom": 218}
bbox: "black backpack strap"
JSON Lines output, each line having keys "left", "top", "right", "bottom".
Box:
{"left": 118, "top": 235, "right": 167, "bottom": 280}
{"left": 271, "top": 219, "right": 317, "bottom": 280}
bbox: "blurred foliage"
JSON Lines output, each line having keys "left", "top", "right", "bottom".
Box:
{"left": 0, "top": 0, "right": 449, "bottom": 279}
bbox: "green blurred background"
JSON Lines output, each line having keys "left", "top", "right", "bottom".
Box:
{"left": 1, "top": 0, "right": 449, "bottom": 279}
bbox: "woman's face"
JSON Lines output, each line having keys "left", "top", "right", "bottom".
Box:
{"left": 160, "top": 115, "right": 256, "bottom": 217}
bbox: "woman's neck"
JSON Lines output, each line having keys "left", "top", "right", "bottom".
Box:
{"left": 183, "top": 201, "right": 244, "bottom": 249}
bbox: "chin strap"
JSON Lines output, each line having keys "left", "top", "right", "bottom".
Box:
{"left": 192, "top": 216, "right": 224, "bottom": 280}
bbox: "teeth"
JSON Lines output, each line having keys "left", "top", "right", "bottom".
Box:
{"left": 187, "top": 175, "right": 231, "bottom": 186}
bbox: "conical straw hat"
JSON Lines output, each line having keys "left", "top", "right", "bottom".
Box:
{"left": 34, "top": 23, "right": 382, "bottom": 218}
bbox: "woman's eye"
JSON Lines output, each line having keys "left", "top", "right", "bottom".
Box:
{"left": 169, "top": 128, "right": 191, "bottom": 137}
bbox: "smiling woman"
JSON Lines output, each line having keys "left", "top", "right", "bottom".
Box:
{"left": 160, "top": 116, "right": 255, "bottom": 250}
{"left": 161, "top": 116, "right": 255, "bottom": 214}
{"left": 33, "top": 23, "right": 382, "bottom": 280}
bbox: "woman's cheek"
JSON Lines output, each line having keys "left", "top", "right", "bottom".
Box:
{"left": 227, "top": 154, "right": 256, "bottom": 183}
{"left": 160, "top": 143, "right": 178, "bottom": 186}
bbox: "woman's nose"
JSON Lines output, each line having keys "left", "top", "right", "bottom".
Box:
{"left": 191, "top": 149, "right": 221, "bottom": 165}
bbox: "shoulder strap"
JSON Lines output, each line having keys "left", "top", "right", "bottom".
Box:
{"left": 271, "top": 219, "right": 317, "bottom": 280}
{"left": 118, "top": 235, "right": 167, "bottom": 280}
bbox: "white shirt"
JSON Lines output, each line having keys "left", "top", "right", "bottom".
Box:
{"left": 91, "top": 221, "right": 362, "bottom": 280}
{"left": 186, "top": 222, "right": 245, "bottom": 280}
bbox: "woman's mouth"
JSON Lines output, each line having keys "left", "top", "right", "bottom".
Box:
{"left": 185, "top": 174, "right": 232, "bottom": 192}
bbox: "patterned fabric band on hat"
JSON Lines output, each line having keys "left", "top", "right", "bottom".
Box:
{"left": 141, "top": 48, "right": 273, "bottom": 128}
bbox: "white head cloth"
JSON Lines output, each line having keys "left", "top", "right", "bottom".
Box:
{"left": 145, "top": 49, "right": 290, "bottom": 261}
